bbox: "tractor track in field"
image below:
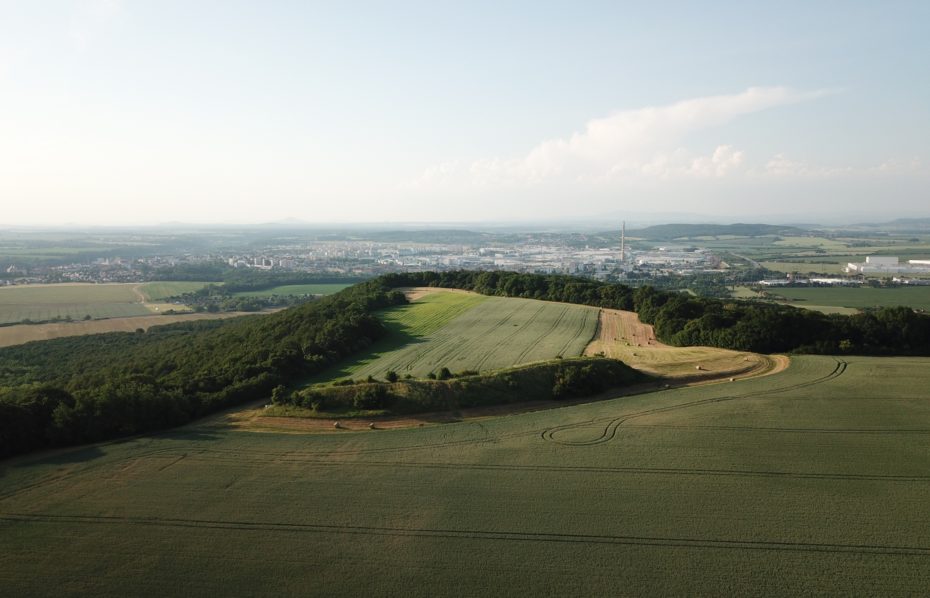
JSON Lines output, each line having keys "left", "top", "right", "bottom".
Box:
{"left": 473, "top": 303, "right": 547, "bottom": 371}
{"left": 4, "top": 512, "right": 930, "bottom": 557}
{"left": 512, "top": 305, "right": 568, "bottom": 365}
{"left": 541, "top": 359, "right": 848, "bottom": 446}
{"left": 135, "top": 452, "right": 930, "bottom": 483}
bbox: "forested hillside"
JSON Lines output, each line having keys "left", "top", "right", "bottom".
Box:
{"left": 0, "top": 281, "right": 405, "bottom": 457}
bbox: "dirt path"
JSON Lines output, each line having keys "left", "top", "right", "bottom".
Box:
{"left": 131, "top": 284, "right": 147, "bottom": 303}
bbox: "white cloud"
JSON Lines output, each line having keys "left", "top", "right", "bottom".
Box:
{"left": 869, "top": 157, "right": 924, "bottom": 175}
{"left": 413, "top": 86, "right": 830, "bottom": 189}
{"left": 763, "top": 154, "right": 854, "bottom": 177}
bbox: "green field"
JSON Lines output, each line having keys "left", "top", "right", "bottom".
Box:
{"left": 0, "top": 284, "right": 151, "bottom": 324}
{"left": 769, "top": 286, "right": 930, "bottom": 311}
{"left": 233, "top": 283, "right": 353, "bottom": 298}
{"left": 325, "top": 291, "right": 598, "bottom": 380}
{"left": 2, "top": 355, "right": 929, "bottom": 595}
{"left": 138, "top": 281, "right": 212, "bottom": 301}
{"left": 0, "top": 282, "right": 210, "bottom": 325}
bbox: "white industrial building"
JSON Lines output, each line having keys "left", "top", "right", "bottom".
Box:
{"left": 845, "top": 256, "right": 930, "bottom": 274}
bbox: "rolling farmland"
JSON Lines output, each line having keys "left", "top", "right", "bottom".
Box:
{"left": 232, "top": 283, "right": 353, "bottom": 298}
{"left": 328, "top": 290, "right": 598, "bottom": 380}
{"left": 137, "top": 281, "right": 212, "bottom": 301}
{"left": 0, "top": 284, "right": 150, "bottom": 324}
{"left": 0, "top": 282, "right": 209, "bottom": 326}
{"left": 0, "top": 312, "right": 254, "bottom": 348}
{"left": 2, "top": 355, "right": 929, "bottom": 594}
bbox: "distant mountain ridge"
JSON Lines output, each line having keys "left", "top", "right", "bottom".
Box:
{"left": 630, "top": 223, "right": 810, "bottom": 240}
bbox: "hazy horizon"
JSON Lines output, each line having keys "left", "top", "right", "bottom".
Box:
{"left": 2, "top": 1, "right": 928, "bottom": 226}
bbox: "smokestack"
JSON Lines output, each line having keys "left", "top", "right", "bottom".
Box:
{"left": 620, "top": 221, "right": 626, "bottom": 262}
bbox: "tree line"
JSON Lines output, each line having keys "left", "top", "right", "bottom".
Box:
{"left": 380, "top": 271, "right": 930, "bottom": 355}
{"left": 0, "top": 280, "right": 405, "bottom": 458}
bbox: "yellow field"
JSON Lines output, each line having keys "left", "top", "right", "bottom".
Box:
{"left": 584, "top": 308, "right": 786, "bottom": 380}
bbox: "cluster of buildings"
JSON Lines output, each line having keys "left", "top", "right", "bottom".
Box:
{"left": 845, "top": 256, "right": 930, "bottom": 274}
{"left": 217, "top": 241, "right": 724, "bottom": 280}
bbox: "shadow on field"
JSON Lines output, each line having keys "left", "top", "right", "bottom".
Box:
{"left": 301, "top": 315, "right": 426, "bottom": 383}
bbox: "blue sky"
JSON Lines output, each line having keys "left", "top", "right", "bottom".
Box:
{"left": 1, "top": 1, "right": 928, "bottom": 225}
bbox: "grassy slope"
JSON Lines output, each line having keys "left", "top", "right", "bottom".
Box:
{"left": 325, "top": 292, "right": 598, "bottom": 380}
{"left": 2, "top": 355, "right": 929, "bottom": 595}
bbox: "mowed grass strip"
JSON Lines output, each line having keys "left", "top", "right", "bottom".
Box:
{"left": 337, "top": 292, "right": 598, "bottom": 380}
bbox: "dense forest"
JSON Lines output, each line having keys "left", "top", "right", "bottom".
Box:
{"left": 381, "top": 271, "right": 930, "bottom": 355}
{"left": 0, "top": 280, "right": 404, "bottom": 458}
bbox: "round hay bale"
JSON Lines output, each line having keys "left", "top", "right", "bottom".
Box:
{"left": 729, "top": 377, "right": 735, "bottom": 382}
{"left": 333, "top": 421, "right": 341, "bottom": 429}
{"left": 368, "top": 422, "right": 375, "bottom": 430}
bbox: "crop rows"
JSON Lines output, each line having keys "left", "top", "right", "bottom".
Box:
{"left": 346, "top": 295, "right": 597, "bottom": 379}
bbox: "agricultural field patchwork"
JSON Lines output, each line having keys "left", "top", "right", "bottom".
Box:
{"left": 137, "top": 281, "right": 212, "bottom": 301}
{"left": 0, "top": 282, "right": 203, "bottom": 325}
{"left": 232, "top": 283, "right": 353, "bottom": 297}
{"left": 0, "top": 312, "right": 252, "bottom": 348}
{"left": 2, "top": 355, "right": 929, "bottom": 595}
{"left": 0, "top": 284, "right": 151, "bottom": 325}
{"left": 326, "top": 290, "right": 598, "bottom": 380}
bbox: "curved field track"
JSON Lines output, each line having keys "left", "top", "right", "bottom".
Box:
{"left": 3, "top": 356, "right": 930, "bottom": 595}
{"left": 584, "top": 308, "right": 787, "bottom": 382}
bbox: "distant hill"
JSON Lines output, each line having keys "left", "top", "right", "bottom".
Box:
{"left": 630, "top": 223, "right": 809, "bottom": 240}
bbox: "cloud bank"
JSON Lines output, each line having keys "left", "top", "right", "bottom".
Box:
{"left": 414, "top": 86, "right": 833, "bottom": 189}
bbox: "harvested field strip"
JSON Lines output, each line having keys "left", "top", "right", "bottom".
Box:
{"left": 584, "top": 308, "right": 782, "bottom": 381}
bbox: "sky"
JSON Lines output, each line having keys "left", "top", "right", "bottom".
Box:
{"left": 1, "top": 0, "right": 928, "bottom": 226}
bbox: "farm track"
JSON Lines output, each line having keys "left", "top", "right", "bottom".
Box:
{"left": 3, "top": 512, "right": 930, "bottom": 557}
{"left": 541, "top": 359, "right": 848, "bottom": 446}
{"left": 93, "top": 450, "right": 930, "bottom": 483}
